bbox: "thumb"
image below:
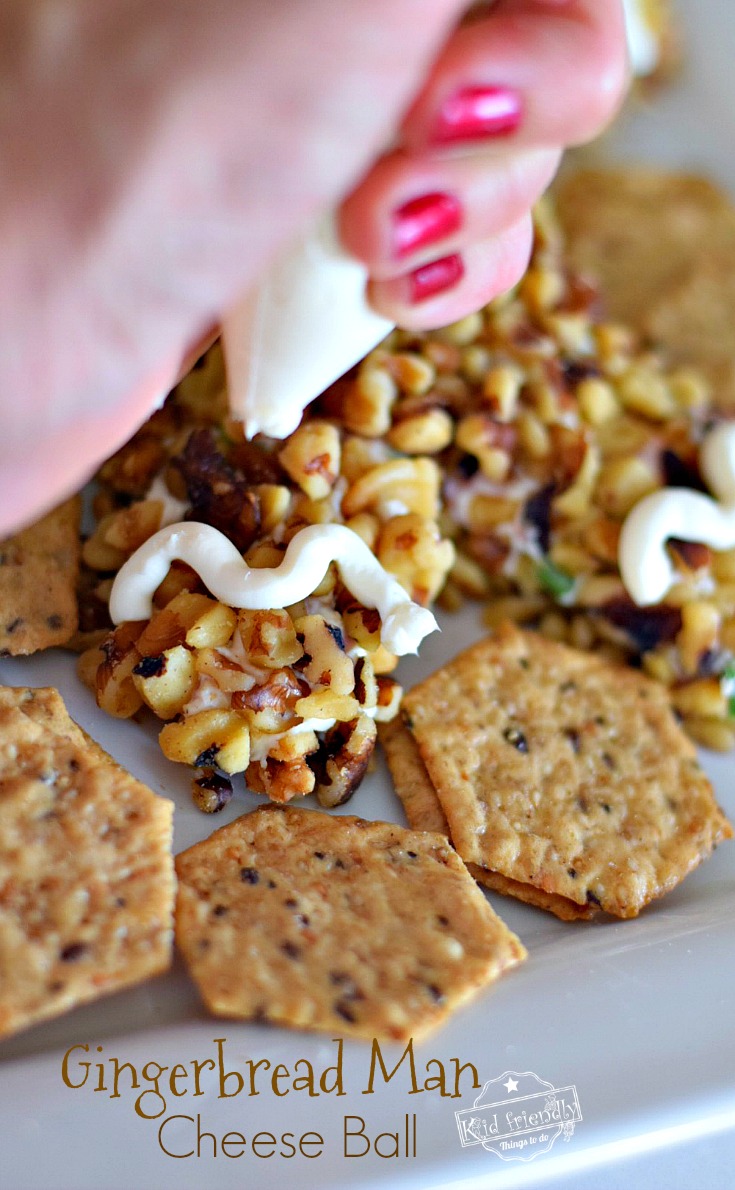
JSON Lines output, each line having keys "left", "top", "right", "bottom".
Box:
{"left": 0, "top": 0, "right": 468, "bottom": 533}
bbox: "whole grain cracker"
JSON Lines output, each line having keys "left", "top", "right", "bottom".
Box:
{"left": 554, "top": 167, "right": 735, "bottom": 407}
{"left": 380, "top": 718, "right": 595, "bottom": 922}
{"left": 175, "top": 805, "right": 526, "bottom": 1041}
{"left": 401, "top": 624, "right": 732, "bottom": 919}
{"left": 0, "top": 498, "right": 81, "bottom": 655}
{"left": 379, "top": 718, "right": 452, "bottom": 836}
{"left": 0, "top": 686, "right": 174, "bottom": 1039}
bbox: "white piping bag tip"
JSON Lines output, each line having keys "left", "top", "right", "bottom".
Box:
{"left": 222, "top": 212, "right": 394, "bottom": 440}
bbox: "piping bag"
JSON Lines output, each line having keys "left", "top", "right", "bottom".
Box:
{"left": 221, "top": 213, "right": 394, "bottom": 439}
{"left": 221, "top": 3, "right": 656, "bottom": 439}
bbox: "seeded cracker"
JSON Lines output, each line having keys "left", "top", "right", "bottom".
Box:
{"left": 0, "top": 498, "right": 81, "bottom": 655}
{"left": 401, "top": 624, "right": 732, "bottom": 919}
{"left": 555, "top": 167, "right": 735, "bottom": 407}
{"left": 174, "top": 805, "right": 526, "bottom": 1041}
{"left": 380, "top": 718, "right": 595, "bottom": 921}
{"left": 0, "top": 687, "right": 175, "bottom": 1039}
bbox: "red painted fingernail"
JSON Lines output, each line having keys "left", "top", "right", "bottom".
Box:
{"left": 392, "top": 192, "right": 463, "bottom": 260}
{"left": 410, "top": 254, "right": 465, "bottom": 303}
{"left": 431, "top": 86, "right": 523, "bottom": 144}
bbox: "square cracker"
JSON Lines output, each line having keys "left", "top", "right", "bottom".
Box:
{"left": 554, "top": 167, "right": 735, "bottom": 407}
{"left": 0, "top": 686, "right": 175, "bottom": 1039}
{"left": 555, "top": 168, "right": 735, "bottom": 329}
{"left": 380, "top": 718, "right": 595, "bottom": 922}
{"left": 175, "top": 805, "right": 526, "bottom": 1042}
{"left": 0, "top": 498, "right": 81, "bottom": 655}
{"left": 401, "top": 624, "right": 732, "bottom": 920}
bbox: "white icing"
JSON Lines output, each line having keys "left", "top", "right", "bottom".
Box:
{"left": 109, "top": 521, "right": 438, "bottom": 655}
{"left": 619, "top": 423, "right": 735, "bottom": 605}
{"left": 145, "top": 475, "right": 189, "bottom": 527}
{"left": 149, "top": 390, "right": 169, "bottom": 412}
{"left": 215, "top": 634, "right": 273, "bottom": 684}
{"left": 249, "top": 719, "right": 336, "bottom": 764}
{"left": 378, "top": 499, "right": 410, "bottom": 520}
{"left": 444, "top": 471, "right": 543, "bottom": 578}
{"left": 622, "top": 0, "right": 660, "bottom": 77}
{"left": 444, "top": 471, "right": 539, "bottom": 528}
{"left": 184, "top": 675, "right": 232, "bottom": 716}
{"left": 222, "top": 213, "right": 393, "bottom": 440}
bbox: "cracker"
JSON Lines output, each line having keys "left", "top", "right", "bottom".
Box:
{"left": 7, "top": 684, "right": 88, "bottom": 745}
{"left": 379, "top": 718, "right": 451, "bottom": 836}
{"left": 554, "top": 167, "right": 735, "bottom": 406}
{"left": 401, "top": 624, "right": 732, "bottom": 919}
{"left": 380, "top": 719, "right": 595, "bottom": 922}
{"left": 0, "top": 498, "right": 81, "bottom": 655}
{"left": 175, "top": 805, "right": 526, "bottom": 1041}
{"left": 470, "top": 867, "right": 596, "bottom": 923}
{"left": 0, "top": 686, "right": 175, "bottom": 1039}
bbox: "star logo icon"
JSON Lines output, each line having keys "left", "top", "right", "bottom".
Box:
{"left": 504, "top": 1077, "right": 519, "bottom": 1093}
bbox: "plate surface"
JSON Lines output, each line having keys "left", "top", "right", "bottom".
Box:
{"left": 2, "top": 4, "right": 735, "bottom": 1187}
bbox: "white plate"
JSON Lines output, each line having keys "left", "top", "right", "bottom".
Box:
{"left": 2, "top": 4, "right": 735, "bottom": 1187}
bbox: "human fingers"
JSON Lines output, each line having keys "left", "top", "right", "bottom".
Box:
{"left": 342, "top": 0, "right": 626, "bottom": 326}
{"left": 0, "top": 0, "right": 474, "bottom": 534}
{"left": 0, "top": 360, "right": 179, "bottom": 539}
{"left": 366, "top": 213, "right": 533, "bottom": 329}
{"left": 399, "top": 0, "right": 629, "bottom": 153}
{"left": 339, "top": 143, "right": 559, "bottom": 278}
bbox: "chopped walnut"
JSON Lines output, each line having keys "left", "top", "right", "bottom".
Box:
{"left": 310, "top": 716, "right": 378, "bottom": 808}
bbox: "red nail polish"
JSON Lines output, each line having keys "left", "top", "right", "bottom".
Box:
{"left": 392, "top": 192, "right": 462, "bottom": 260}
{"left": 431, "top": 86, "right": 522, "bottom": 144}
{"left": 410, "top": 254, "right": 465, "bottom": 303}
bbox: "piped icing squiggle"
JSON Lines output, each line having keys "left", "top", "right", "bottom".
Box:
{"left": 619, "top": 423, "right": 735, "bottom": 605}
{"left": 109, "top": 521, "right": 438, "bottom": 656}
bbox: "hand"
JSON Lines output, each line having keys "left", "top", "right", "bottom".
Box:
{"left": 341, "top": 0, "right": 629, "bottom": 328}
{"left": 0, "top": 0, "right": 628, "bottom": 535}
